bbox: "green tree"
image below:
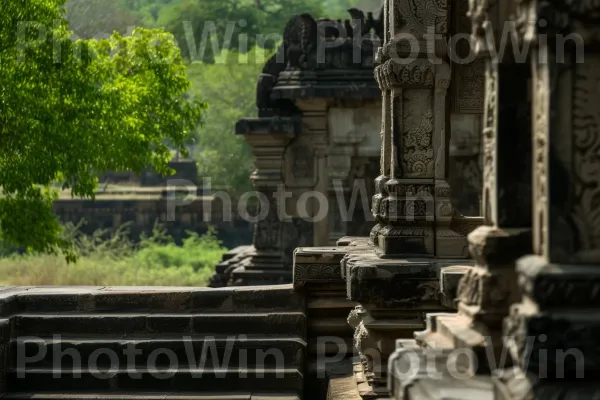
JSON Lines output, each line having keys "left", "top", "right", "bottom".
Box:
{"left": 0, "top": 0, "right": 206, "bottom": 258}
{"left": 186, "top": 48, "right": 272, "bottom": 193}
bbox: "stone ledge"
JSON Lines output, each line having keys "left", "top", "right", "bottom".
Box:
{"left": 2, "top": 393, "right": 302, "bottom": 400}
{"left": 516, "top": 255, "right": 600, "bottom": 309}
{"left": 293, "top": 247, "right": 349, "bottom": 289}
{"left": 272, "top": 84, "right": 381, "bottom": 101}
{"left": 0, "top": 284, "right": 304, "bottom": 316}
{"left": 343, "top": 251, "right": 440, "bottom": 308}
{"left": 235, "top": 117, "right": 301, "bottom": 136}
{"left": 468, "top": 226, "right": 532, "bottom": 268}
{"left": 504, "top": 304, "right": 600, "bottom": 379}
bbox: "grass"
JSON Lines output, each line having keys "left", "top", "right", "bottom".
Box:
{"left": 0, "top": 223, "right": 226, "bottom": 287}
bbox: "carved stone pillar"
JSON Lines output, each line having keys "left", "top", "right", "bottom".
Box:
{"left": 500, "top": 2, "right": 600, "bottom": 393}
{"left": 374, "top": 0, "right": 451, "bottom": 258}
{"left": 341, "top": 0, "right": 484, "bottom": 396}
{"left": 227, "top": 118, "right": 298, "bottom": 286}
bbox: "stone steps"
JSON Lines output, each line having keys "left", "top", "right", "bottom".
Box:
{"left": 9, "top": 336, "right": 305, "bottom": 369}
{"left": 9, "top": 285, "right": 301, "bottom": 314}
{"left": 1, "top": 392, "right": 300, "bottom": 400}
{"left": 12, "top": 312, "right": 306, "bottom": 337}
{"left": 1, "top": 285, "right": 306, "bottom": 399}
{"left": 5, "top": 368, "right": 304, "bottom": 392}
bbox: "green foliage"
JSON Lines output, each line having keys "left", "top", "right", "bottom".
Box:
{"left": 59, "top": 0, "right": 361, "bottom": 197}
{"left": 0, "top": 0, "right": 206, "bottom": 257}
{"left": 0, "top": 223, "right": 226, "bottom": 286}
{"left": 120, "top": 0, "right": 324, "bottom": 62}
{"left": 187, "top": 48, "right": 273, "bottom": 193}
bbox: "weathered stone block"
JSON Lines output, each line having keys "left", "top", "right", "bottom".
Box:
{"left": 467, "top": 226, "right": 531, "bottom": 268}
{"left": 345, "top": 254, "right": 439, "bottom": 307}
{"left": 516, "top": 255, "right": 600, "bottom": 309}
{"left": 292, "top": 247, "right": 348, "bottom": 289}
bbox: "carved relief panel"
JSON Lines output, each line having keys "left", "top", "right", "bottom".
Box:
{"left": 452, "top": 0, "right": 485, "bottom": 114}
{"left": 399, "top": 89, "right": 435, "bottom": 179}
{"left": 391, "top": 0, "right": 448, "bottom": 36}
{"left": 533, "top": 53, "right": 600, "bottom": 264}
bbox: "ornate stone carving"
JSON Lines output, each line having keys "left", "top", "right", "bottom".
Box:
{"left": 375, "top": 59, "right": 435, "bottom": 91}
{"left": 455, "top": 59, "right": 485, "bottom": 113}
{"left": 380, "top": 91, "right": 392, "bottom": 176}
{"left": 570, "top": 58, "right": 600, "bottom": 262}
{"left": 379, "top": 181, "right": 435, "bottom": 221}
{"left": 482, "top": 60, "right": 497, "bottom": 224}
{"left": 279, "top": 8, "right": 385, "bottom": 73}
{"left": 394, "top": 0, "right": 448, "bottom": 35}
{"left": 516, "top": 0, "right": 600, "bottom": 44}
{"left": 402, "top": 90, "right": 434, "bottom": 177}
{"left": 532, "top": 63, "right": 549, "bottom": 258}
{"left": 437, "top": 200, "right": 454, "bottom": 217}
{"left": 283, "top": 14, "right": 318, "bottom": 70}
{"left": 371, "top": 176, "right": 389, "bottom": 220}
{"left": 294, "top": 263, "right": 341, "bottom": 283}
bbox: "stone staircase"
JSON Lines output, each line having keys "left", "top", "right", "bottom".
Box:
{"left": 0, "top": 285, "right": 306, "bottom": 400}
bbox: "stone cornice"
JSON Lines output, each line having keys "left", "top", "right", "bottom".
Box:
{"left": 235, "top": 117, "right": 301, "bottom": 136}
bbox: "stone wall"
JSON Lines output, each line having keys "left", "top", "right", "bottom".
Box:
{"left": 52, "top": 196, "right": 254, "bottom": 249}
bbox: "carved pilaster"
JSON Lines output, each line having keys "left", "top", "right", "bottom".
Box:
{"left": 374, "top": 59, "right": 439, "bottom": 258}
{"left": 244, "top": 128, "right": 296, "bottom": 250}
{"left": 504, "top": 1, "right": 600, "bottom": 384}
{"left": 218, "top": 120, "right": 297, "bottom": 286}
{"left": 529, "top": 23, "right": 600, "bottom": 265}
{"left": 373, "top": 0, "right": 467, "bottom": 259}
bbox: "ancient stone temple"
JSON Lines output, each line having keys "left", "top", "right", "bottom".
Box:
{"left": 209, "top": 9, "right": 386, "bottom": 287}
{"left": 4, "top": 1, "right": 600, "bottom": 399}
